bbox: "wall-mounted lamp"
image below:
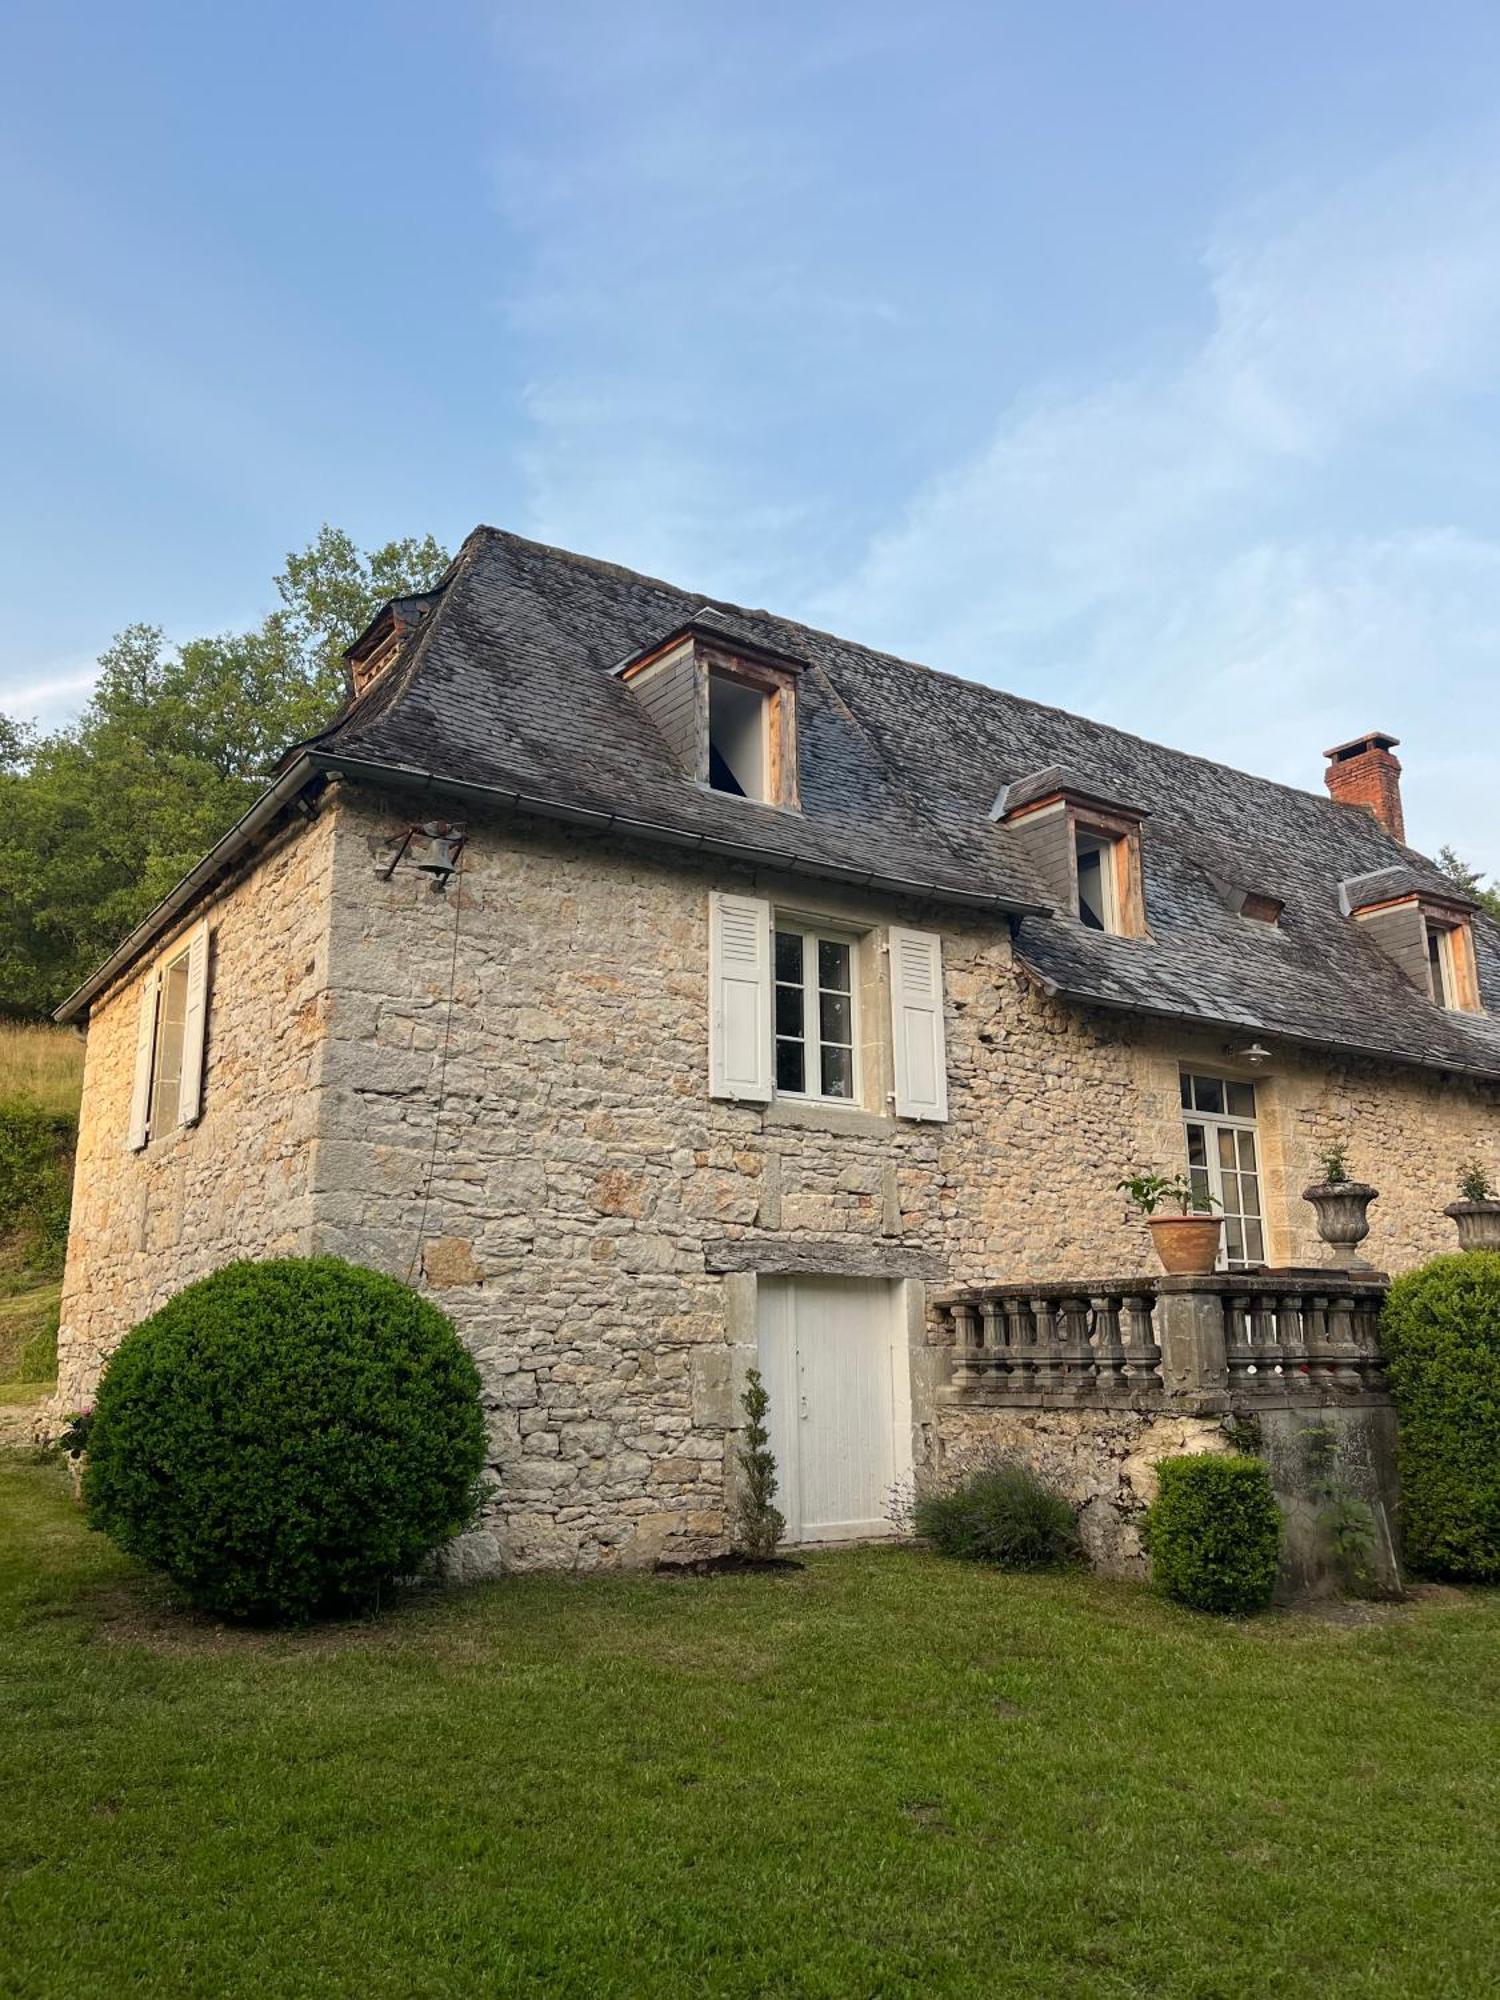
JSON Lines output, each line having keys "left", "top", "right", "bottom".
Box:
{"left": 1234, "top": 1042, "right": 1273, "bottom": 1068}
{"left": 374, "top": 821, "right": 467, "bottom": 892}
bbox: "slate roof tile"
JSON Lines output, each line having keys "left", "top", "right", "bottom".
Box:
{"left": 324, "top": 527, "right": 1500, "bottom": 1084}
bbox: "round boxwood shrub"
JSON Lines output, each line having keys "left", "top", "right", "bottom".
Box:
{"left": 1145, "top": 1453, "right": 1281, "bottom": 1614}
{"left": 914, "top": 1457, "right": 1081, "bottom": 1570}
{"left": 84, "top": 1257, "right": 487, "bottom": 1623}
{"left": 1381, "top": 1251, "right": 1500, "bottom": 1582}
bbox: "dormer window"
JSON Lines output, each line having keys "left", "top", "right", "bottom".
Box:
{"left": 1342, "top": 870, "right": 1483, "bottom": 1013}
{"left": 617, "top": 620, "right": 801, "bottom": 809}
{"left": 992, "top": 766, "right": 1148, "bottom": 938}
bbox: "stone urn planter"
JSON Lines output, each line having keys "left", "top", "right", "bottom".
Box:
{"left": 1443, "top": 1200, "right": 1500, "bottom": 1251}
{"left": 1302, "top": 1181, "right": 1378, "bottom": 1269}
{"left": 1146, "top": 1214, "right": 1224, "bottom": 1276}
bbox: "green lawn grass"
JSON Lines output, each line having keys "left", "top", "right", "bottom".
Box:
{"left": 3, "top": 1453, "right": 1499, "bottom": 1999}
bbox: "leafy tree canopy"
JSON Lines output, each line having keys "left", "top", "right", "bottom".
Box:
{"left": 0, "top": 528, "right": 449, "bottom": 1019}
{"left": 1437, "top": 846, "right": 1500, "bottom": 924}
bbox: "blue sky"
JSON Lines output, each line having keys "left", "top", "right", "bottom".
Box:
{"left": 4, "top": 1, "right": 1500, "bottom": 870}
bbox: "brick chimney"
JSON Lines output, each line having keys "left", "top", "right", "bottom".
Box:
{"left": 1323, "top": 731, "right": 1405, "bottom": 843}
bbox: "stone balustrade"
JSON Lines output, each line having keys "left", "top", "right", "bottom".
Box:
{"left": 935, "top": 1271, "right": 1389, "bottom": 1412}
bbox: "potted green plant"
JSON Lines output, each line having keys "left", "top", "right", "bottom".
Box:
{"left": 1118, "top": 1170, "right": 1223, "bottom": 1275}
{"left": 1302, "top": 1141, "right": 1378, "bottom": 1269}
{"left": 1443, "top": 1161, "right": 1500, "bottom": 1251}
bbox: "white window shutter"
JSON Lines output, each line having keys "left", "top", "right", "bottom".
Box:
{"left": 709, "top": 891, "right": 773, "bottom": 1102}
{"left": 127, "top": 970, "right": 160, "bottom": 1152}
{"left": 177, "top": 921, "right": 211, "bottom": 1127}
{"left": 889, "top": 927, "right": 949, "bottom": 1121}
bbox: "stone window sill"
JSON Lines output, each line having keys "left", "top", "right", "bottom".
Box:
{"left": 762, "top": 1098, "right": 893, "bottom": 1139}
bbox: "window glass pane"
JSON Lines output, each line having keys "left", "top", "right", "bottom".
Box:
{"left": 774, "top": 929, "right": 803, "bottom": 983}
{"left": 1216, "top": 1128, "right": 1237, "bottom": 1171}
{"left": 775, "top": 1039, "right": 805, "bottom": 1094}
{"left": 820, "top": 1044, "right": 854, "bottom": 1099}
{"left": 1239, "top": 1173, "right": 1261, "bottom": 1219}
{"left": 1244, "top": 1219, "right": 1266, "bottom": 1263}
{"left": 1185, "top": 1124, "right": 1208, "bottom": 1168}
{"left": 819, "top": 988, "right": 852, "bottom": 1049}
{"left": 149, "top": 955, "right": 190, "bottom": 1136}
{"left": 774, "top": 981, "right": 803, "bottom": 1038}
{"left": 817, "top": 939, "right": 851, "bottom": 992}
{"left": 1226, "top": 1081, "right": 1256, "bottom": 1119}
{"left": 1224, "top": 1218, "right": 1245, "bottom": 1264}
{"left": 1194, "top": 1075, "right": 1225, "bottom": 1115}
{"left": 1179, "top": 1073, "right": 1193, "bottom": 1110}
{"left": 1221, "top": 1171, "right": 1240, "bottom": 1214}
{"left": 1189, "top": 1167, "right": 1212, "bottom": 1208}
{"left": 1236, "top": 1129, "right": 1258, "bottom": 1172}
{"left": 1076, "top": 846, "right": 1106, "bottom": 931}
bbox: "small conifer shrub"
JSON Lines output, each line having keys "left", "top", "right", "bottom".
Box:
{"left": 734, "top": 1368, "right": 785, "bottom": 1560}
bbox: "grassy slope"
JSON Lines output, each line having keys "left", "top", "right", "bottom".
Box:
{"left": 0, "top": 1022, "right": 82, "bottom": 1392}
{"left": 3, "top": 1457, "right": 1498, "bottom": 2000}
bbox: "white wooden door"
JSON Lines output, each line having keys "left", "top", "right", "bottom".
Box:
{"left": 756, "top": 1277, "right": 911, "bottom": 1543}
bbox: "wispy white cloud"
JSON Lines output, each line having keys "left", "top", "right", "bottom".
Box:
{"left": 814, "top": 143, "right": 1500, "bottom": 872}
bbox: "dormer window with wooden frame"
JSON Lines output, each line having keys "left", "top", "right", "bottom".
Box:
{"left": 1342, "top": 872, "right": 1483, "bottom": 1014}
{"left": 991, "top": 766, "right": 1148, "bottom": 938}
{"left": 616, "top": 621, "right": 802, "bottom": 809}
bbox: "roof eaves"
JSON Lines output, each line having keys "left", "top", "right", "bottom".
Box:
{"left": 307, "top": 750, "right": 1050, "bottom": 918}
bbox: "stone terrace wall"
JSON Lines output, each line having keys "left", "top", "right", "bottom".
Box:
{"left": 54, "top": 808, "right": 338, "bottom": 1407}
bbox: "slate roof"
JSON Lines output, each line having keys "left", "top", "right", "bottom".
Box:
{"left": 305, "top": 527, "right": 1500, "bottom": 1084}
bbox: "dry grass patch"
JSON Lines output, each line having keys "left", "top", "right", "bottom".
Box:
{"left": 0, "top": 1021, "right": 83, "bottom": 1118}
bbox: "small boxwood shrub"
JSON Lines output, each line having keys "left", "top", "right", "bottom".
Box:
{"left": 85, "top": 1257, "right": 487, "bottom": 1623}
{"left": 914, "top": 1458, "right": 1081, "bottom": 1570}
{"left": 1382, "top": 1251, "right": 1500, "bottom": 1581}
{"left": 1146, "top": 1453, "right": 1281, "bottom": 1614}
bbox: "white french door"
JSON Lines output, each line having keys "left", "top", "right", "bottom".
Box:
{"left": 1181, "top": 1069, "right": 1267, "bottom": 1269}
{"left": 756, "top": 1277, "right": 911, "bottom": 1543}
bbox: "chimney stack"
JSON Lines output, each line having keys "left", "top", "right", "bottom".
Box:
{"left": 1323, "top": 731, "right": 1405, "bottom": 843}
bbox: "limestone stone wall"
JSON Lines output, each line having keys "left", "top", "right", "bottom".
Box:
{"left": 55, "top": 780, "right": 1500, "bottom": 1573}
{"left": 54, "top": 808, "right": 337, "bottom": 1406}
{"left": 306, "top": 789, "right": 1498, "bottom": 1570}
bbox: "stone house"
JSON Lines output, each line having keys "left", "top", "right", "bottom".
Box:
{"left": 53, "top": 529, "right": 1500, "bottom": 1579}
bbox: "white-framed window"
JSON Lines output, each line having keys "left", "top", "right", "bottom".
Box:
{"left": 774, "top": 923, "right": 858, "bottom": 1102}
{"left": 127, "top": 919, "right": 210, "bottom": 1151}
{"left": 1075, "top": 829, "right": 1120, "bottom": 933}
{"left": 707, "top": 893, "right": 948, "bottom": 1121}
{"left": 1180, "top": 1068, "right": 1266, "bottom": 1270}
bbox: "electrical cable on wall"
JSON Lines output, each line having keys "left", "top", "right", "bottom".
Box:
{"left": 403, "top": 837, "right": 467, "bottom": 1285}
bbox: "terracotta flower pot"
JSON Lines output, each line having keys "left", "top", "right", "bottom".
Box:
{"left": 1443, "top": 1200, "right": 1500, "bottom": 1252}
{"left": 1146, "top": 1213, "right": 1223, "bottom": 1275}
{"left": 1302, "top": 1180, "right": 1378, "bottom": 1269}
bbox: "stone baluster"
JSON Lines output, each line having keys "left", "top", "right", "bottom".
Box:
{"left": 1280, "top": 1289, "right": 1315, "bottom": 1395}
{"left": 978, "top": 1299, "right": 1006, "bottom": 1392}
{"left": 1119, "top": 1291, "right": 1161, "bottom": 1393}
{"left": 1326, "top": 1293, "right": 1365, "bottom": 1392}
{"left": 1249, "top": 1292, "right": 1281, "bottom": 1388}
{"left": 1031, "top": 1295, "right": 1064, "bottom": 1396}
{"left": 1303, "top": 1294, "right": 1339, "bottom": 1390}
{"left": 948, "top": 1301, "right": 981, "bottom": 1388}
{"left": 1223, "top": 1294, "right": 1257, "bottom": 1397}
{"left": 1055, "top": 1295, "right": 1095, "bottom": 1400}
{"left": 1004, "top": 1297, "right": 1037, "bottom": 1399}
{"left": 1091, "top": 1294, "right": 1126, "bottom": 1398}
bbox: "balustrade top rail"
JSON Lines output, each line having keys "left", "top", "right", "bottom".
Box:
{"left": 934, "top": 1271, "right": 1389, "bottom": 1410}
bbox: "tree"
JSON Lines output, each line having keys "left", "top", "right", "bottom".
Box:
{"left": 1438, "top": 847, "right": 1500, "bottom": 924}
{"left": 0, "top": 528, "right": 449, "bottom": 1018}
